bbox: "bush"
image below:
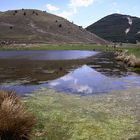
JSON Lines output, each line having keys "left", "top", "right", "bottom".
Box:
{"left": 59, "top": 24, "right": 62, "bottom": 28}
{"left": 9, "top": 26, "right": 13, "bottom": 30}
{"left": 23, "top": 12, "right": 26, "bottom": 16}
{"left": 0, "top": 90, "right": 35, "bottom": 140}
{"left": 32, "top": 11, "right": 35, "bottom": 14}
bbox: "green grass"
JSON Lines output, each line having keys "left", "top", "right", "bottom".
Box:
{"left": 121, "top": 43, "right": 140, "bottom": 58}
{"left": 24, "top": 88, "right": 140, "bottom": 140}
{"left": 125, "top": 48, "right": 140, "bottom": 58}
{"left": 0, "top": 43, "right": 139, "bottom": 59}
{"left": 0, "top": 44, "right": 113, "bottom": 51}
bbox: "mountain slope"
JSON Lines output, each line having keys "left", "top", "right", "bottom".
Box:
{"left": 0, "top": 9, "right": 107, "bottom": 44}
{"left": 86, "top": 14, "right": 140, "bottom": 43}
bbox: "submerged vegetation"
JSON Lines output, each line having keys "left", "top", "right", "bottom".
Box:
{"left": 24, "top": 88, "right": 140, "bottom": 140}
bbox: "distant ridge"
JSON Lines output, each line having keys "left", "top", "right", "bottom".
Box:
{"left": 86, "top": 13, "right": 140, "bottom": 43}
{"left": 0, "top": 9, "right": 107, "bottom": 44}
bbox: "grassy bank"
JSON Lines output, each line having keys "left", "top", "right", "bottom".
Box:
{"left": 121, "top": 44, "right": 140, "bottom": 58}
{"left": 24, "top": 88, "right": 140, "bottom": 140}
{"left": 125, "top": 47, "right": 140, "bottom": 58}
{"left": 0, "top": 43, "right": 139, "bottom": 57}
{"left": 0, "top": 44, "right": 111, "bottom": 51}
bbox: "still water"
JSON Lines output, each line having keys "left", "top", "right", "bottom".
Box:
{"left": 0, "top": 50, "right": 140, "bottom": 96}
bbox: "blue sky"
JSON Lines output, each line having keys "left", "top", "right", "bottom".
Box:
{"left": 0, "top": 0, "right": 140, "bottom": 27}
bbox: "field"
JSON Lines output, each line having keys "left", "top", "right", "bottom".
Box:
{"left": 24, "top": 87, "right": 140, "bottom": 140}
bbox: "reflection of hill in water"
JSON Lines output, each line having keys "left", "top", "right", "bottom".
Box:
{"left": 87, "top": 52, "right": 128, "bottom": 77}
{"left": 0, "top": 51, "right": 140, "bottom": 96}
{"left": 48, "top": 65, "right": 140, "bottom": 95}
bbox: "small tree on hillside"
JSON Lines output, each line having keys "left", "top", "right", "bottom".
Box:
{"left": 9, "top": 26, "right": 13, "bottom": 30}
{"left": 23, "top": 12, "right": 26, "bottom": 16}
{"left": 15, "top": 10, "right": 18, "bottom": 14}
{"left": 59, "top": 24, "right": 62, "bottom": 28}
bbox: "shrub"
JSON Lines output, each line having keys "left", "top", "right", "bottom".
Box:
{"left": 0, "top": 90, "right": 35, "bottom": 140}
{"left": 59, "top": 24, "right": 62, "bottom": 28}
{"left": 23, "top": 12, "right": 26, "bottom": 16}
{"left": 9, "top": 26, "right": 13, "bottom": 30}
{"left": 15, "top": 10, "right": 18, "bottom": 14}
{"left": 32, "top": 11, "right": 35, "bottom": 14}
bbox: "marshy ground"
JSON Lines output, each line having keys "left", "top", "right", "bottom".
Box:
{"left": 0, "top": 44, "right": 140, "bottom": 139}
{"left": 24, "top": 87, "right": 140, "bottom": 140}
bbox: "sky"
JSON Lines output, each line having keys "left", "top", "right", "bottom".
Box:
{"left": 0, "top": 0, "right": 140, "bottom": 27}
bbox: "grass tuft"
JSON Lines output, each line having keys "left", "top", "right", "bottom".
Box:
{"left": 0, "top": 90, "right": 36, "bottom": 140}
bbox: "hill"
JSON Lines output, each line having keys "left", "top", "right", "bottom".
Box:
{"left": 86, "top": 14, "right": 140, "bottom": 43}
{"left": 0, "top": 9, "right": 107, "bottom": 44}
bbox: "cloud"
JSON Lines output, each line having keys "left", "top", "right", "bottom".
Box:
{"left": 57, "top": 10, "right": 76, "bottom": 19}
{"left": 70, "top": 0, "right": 95, "bottom": 8}
{"left": 49, "top": 81, "right": 60, "bottom": 86}
{"left": 46, "top": 4, "right": 59, "bottom": 11}
{"left": 61, "top": 75, "right": 74, "bottom": 81}
{"left": 57, "top": 0, "right": 95, "bottom": 19}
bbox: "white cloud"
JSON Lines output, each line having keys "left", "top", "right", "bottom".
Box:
{"left": 57, "top": 0, "right": 95, "bottom": 19}
{"left": 70, "top": 0, "right": 95, "bottom": 8}
{"left": 49, "top": 81, "right": 60, "bottom": 86}
{"left": 61, "top": 75, "right": 74, "bottom": 81}
{"left": 46, "top": 4, "right": 59, "bottom": 11}
{"left": 58, "top": 10, "right": 76, "bottom": 19}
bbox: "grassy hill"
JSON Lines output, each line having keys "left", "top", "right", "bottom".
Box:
{"left": 86, "top": 14, "right": 140, "bottom": 43}
{"left": 0, "top": 9, "right": 107, "bottom": 44}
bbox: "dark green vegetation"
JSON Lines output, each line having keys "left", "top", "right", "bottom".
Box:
{"left": 86, "top": 14, "right": 140, "bottom": 43}
{"left": 0, "top": 9, "right": 107, "bottom": 44}
{"left": 0, "top": 90, "right": 35, "bottom": 140}
{"left": 0, "top": 44, "right": 109, "bottom": 51}
{"left": 24, "top": 88, "right": 140, "bottom": 140}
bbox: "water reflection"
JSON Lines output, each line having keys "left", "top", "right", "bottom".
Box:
{"left": 1, "top": 64, "right": 140, "bottom": 96}
{"left": 0, "top": 50, "right": 97, "bottom": 60}
{"left": 48, "top": 65, "right": 140, "bottom": 95}
{"left": 87, "top": 52, "right": 128, "bottom": 77}
{"left": 0, "top": 51, "right": 140, "bottom": 96}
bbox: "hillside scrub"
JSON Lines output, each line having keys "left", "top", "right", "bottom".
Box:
{"left": 0, "top": 9, "right": 107, "bottom": 44}
{"left": 24, "top": 88, "right": 140, "bottom": 140}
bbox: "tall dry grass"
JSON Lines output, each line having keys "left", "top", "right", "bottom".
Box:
{"left": 0, "top": 90, "right": 35, "bottom": 140}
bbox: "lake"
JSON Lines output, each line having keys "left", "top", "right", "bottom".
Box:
{"left": 0, "top": 50, "right": 140, "bottom": 96}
